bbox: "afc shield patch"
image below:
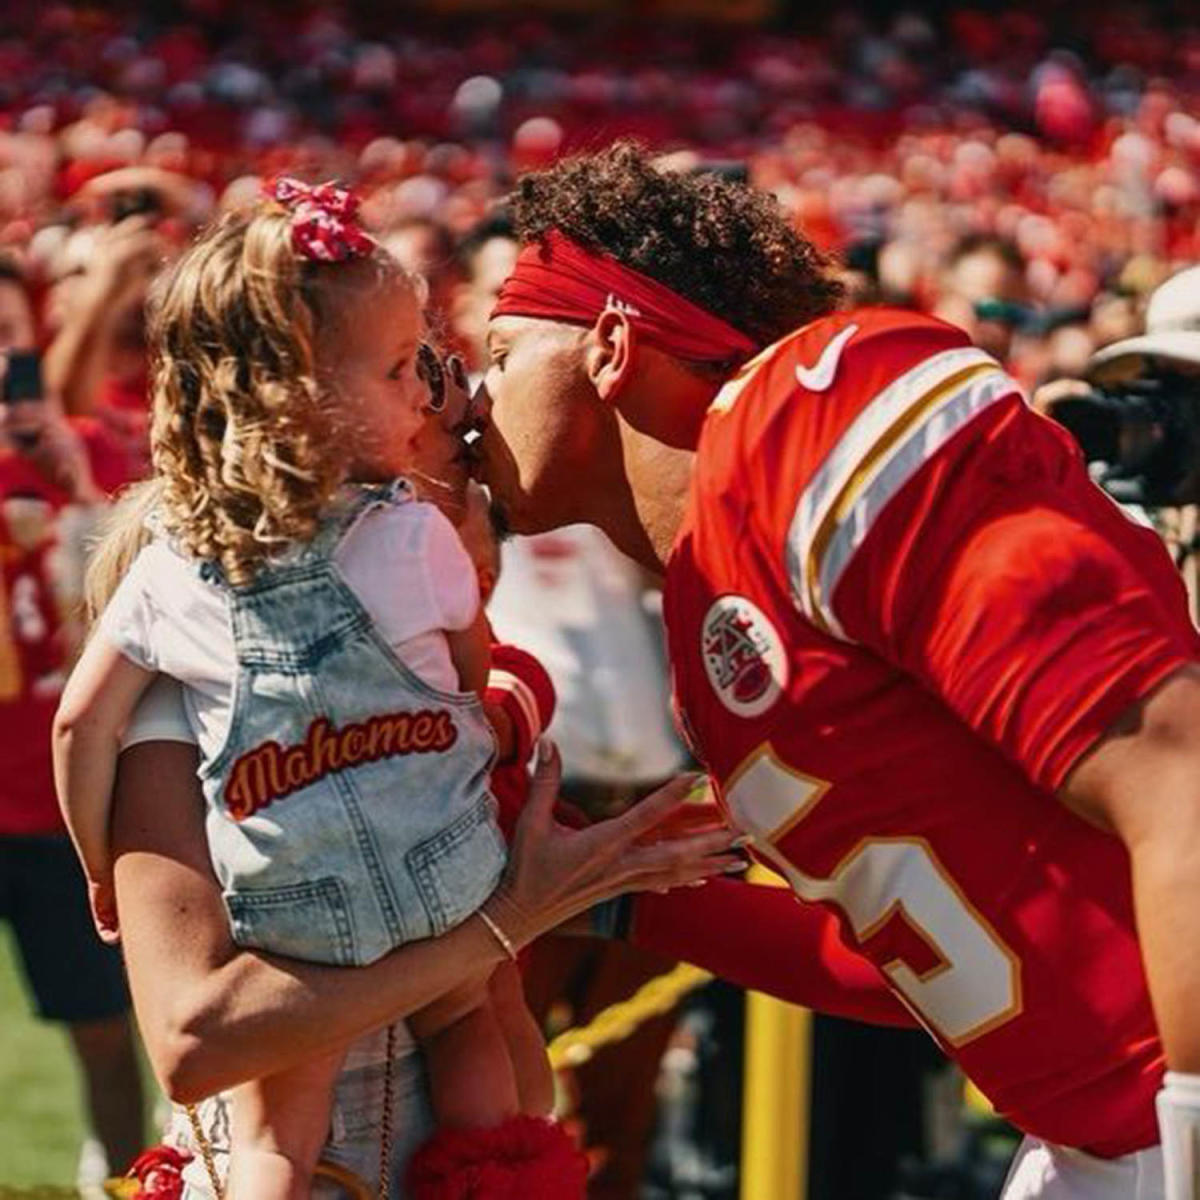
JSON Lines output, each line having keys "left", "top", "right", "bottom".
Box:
{"left": 701, "top": 595, "right": 787, "bottom": 718}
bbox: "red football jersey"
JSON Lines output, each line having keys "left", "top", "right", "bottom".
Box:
{"left": 663, "top": 308, "right": 1200, "bottom": 1157}
{"left": 0, "top": 419, "right": 133, "bottom": 835}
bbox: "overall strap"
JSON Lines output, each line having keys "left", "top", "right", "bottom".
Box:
{"left": 223, "top": 478, "right": 415, "bottom": 670}
{"left": 307, "top": 477, "right": 416, "bottom": 560}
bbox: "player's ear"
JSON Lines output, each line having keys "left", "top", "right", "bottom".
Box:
{"left": 584, "top": 307, "right": 636, "bottom": 406}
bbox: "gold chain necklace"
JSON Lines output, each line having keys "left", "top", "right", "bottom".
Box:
{"left": 183, "top": 1024, "right": 398, "bottom": 1199}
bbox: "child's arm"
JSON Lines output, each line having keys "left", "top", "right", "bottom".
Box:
{"left": 445, "top": 604, "right": 491, "bottom": 700}
{"left": 52, "top": 635, "right": 155, "bottom": 940}
{"left": 484, "top": 642, "right": 557, "bottom": 766}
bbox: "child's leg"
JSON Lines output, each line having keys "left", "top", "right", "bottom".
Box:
{"left": 226, "top": 1046, "right": 345, "bottom": 1200}
{"left": 410, "top": 979, "right": 520, "bottom": 1129}
{"left": 488, "top": 961, "right": 555, "bottom": 1116}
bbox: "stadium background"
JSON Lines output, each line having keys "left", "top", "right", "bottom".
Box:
{"left": 0, "top": 0, "right": 1198, "bottom": 1195}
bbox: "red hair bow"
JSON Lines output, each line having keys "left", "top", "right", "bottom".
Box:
{"left": 269, "top": 177, "right": 374, "bottom": 263}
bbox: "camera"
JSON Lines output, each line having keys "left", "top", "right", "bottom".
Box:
{"left": 1048, "top": 369, "right": 1200, "bottom": 507}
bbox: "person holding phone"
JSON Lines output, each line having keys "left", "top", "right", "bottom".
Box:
{"left": 0, "top": 340, "right": 143, "bottom": 1182}
{"left": 42, "top": 186, "right": 168, "bottom": 469}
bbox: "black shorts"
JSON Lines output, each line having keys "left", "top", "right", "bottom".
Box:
{"left": 0, "top": 833, "right": 130, "bottom": 1022}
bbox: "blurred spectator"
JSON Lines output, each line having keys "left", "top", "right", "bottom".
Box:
{"left": 0, "top": 324, "right": 144, "bottom": 1182}
{"left": 488, "top": 528, "right": 686, "bottom": 793}
{"left": 448, "top": 207, "right": 686, "bottom": 1195}
{"left": 451, "top": 212, "right": 518, "bottom": 376}
{"left": 1088, "top": 263, "right": 1200, "bottom": 383}
{"left": 933, "top": 234, "right": 1031, "bottom": 365}
{"left": 0, "top": 260, "right": 38, "bottom": 353}
{"left": 379, "top": 215, "right": 463, "bottom": 337}
{"left": 42, "top": 214, "right": 162, "bottom": 470}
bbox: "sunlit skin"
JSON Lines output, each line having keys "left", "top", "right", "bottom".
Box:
{"left": 474, "top": 312, "right": 718, "bottom": 573}
{"left": 933, "top": 248, "right": 1030, "bottom": 365}
{"left": 332, "top": 277, "right": 432, "bottom": 483}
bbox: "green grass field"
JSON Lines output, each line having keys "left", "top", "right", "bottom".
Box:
{"left": 0, "top": 927, "right": 159, "bottom": 1192}
{"left": 0, "top": 924, "right": 92, "bottom": 1188}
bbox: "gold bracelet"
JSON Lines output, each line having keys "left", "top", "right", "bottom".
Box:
{"left": 478, "top": 908, "right": 518, "bottom": 960}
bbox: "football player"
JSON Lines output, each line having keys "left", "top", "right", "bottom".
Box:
{"left": 464, "top": 142, "right": 1200, "bottom": 1199}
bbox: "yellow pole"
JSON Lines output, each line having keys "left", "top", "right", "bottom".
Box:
{"left": 740, "top": 867, "right": 810, "bottom": 1200}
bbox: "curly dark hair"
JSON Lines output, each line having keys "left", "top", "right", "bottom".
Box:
{"left": 512, "top": 141, "right": 843, "bottom": 352}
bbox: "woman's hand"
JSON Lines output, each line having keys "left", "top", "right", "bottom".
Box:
{"left": 483, "top": 740, "right": 743, "bottom": 950}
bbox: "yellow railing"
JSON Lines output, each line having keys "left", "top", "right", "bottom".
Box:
{"left": 740, "top": 987, "right": 810, "bottom": 1200}
{"left": 740, "top": 865, "right": 808, "bottom": 1200}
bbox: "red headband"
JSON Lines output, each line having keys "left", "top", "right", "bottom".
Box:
{"left": 492, "top": 230, "right": 757, "bottom": 365}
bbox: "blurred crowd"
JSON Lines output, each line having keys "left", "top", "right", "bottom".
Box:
{"left": 0, "top": 1, "right": 1199, "bottom": 1195}
{"left": 0, "top": 1, "right": 1194, "bottom": 401}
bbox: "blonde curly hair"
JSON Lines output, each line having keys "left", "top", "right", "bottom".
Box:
{"left": 148, "top": 205, "right": 404, "bottom": 585}
{"left": 83, "top": 478, "right": 161, "bottom": 625}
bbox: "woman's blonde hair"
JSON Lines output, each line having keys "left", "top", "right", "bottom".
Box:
{"left": 84, "top": 479, "right": 163, "bottom": 624}
{"left": 148, "top": 205, "right": 402, "bottom": 585}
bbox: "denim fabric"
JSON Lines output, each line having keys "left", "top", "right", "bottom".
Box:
{"left": 198, "top": 482, "right": 504, "bottom": 966}
{"left": 174, "top": 1035, "right": 434, "bottom": 1199}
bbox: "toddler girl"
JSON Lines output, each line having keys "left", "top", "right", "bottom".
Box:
{"left": 53, "top": 181, "right": 581, "bottom": 1198}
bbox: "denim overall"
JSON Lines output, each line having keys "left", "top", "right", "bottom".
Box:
{"left": 197, "top": 482, "right": 504, "bottom": 967}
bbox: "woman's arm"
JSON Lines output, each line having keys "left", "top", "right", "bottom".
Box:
{"left": 112, "top": 739, "right": 739, "bottom": 1103}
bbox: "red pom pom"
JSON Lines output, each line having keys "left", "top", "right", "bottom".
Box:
{"left": 127, "top": 1144, "right": 192, "bottom": 1199}
{"left": 407, "top": 1115, "right": 587, "bottom": 1199}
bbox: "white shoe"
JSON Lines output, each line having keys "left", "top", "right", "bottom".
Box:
{"left": 77, "top": 1134, "right": 110, "bottom": 1197}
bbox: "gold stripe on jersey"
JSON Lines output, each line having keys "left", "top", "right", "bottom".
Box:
{"left": 787, "top": 348, "right": 1016, "bottom": 638}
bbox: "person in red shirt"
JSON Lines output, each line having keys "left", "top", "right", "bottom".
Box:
{"left": 466, "top": 142, "right": 1200, "bottom": 1199}
{"left": 0, "top": 344, "right": 145, "bottom": 1179}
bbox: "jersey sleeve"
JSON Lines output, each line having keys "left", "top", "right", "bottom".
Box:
{"left": 789, "top": 386, "right": 1200, "bottom": 792}
{"left": 96, "top": 546, "right": 160, "bottom": 672}
{"left": 629, "top": 876, "right": 914, "bottom": 1028}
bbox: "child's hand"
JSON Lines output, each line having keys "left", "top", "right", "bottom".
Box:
{"left": 87, "top": 876, "right": 120, "bottom": 944}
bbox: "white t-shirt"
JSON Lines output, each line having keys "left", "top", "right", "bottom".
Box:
{"left": 101, "top": 499, "right": 479, "bottom": 764}
{"left": 488, "top": 526, "right": 685, "bottom": 784}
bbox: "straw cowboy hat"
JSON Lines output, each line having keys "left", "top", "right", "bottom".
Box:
{"left": 1090, "top": 265, "right": 1200, "bottom": 383}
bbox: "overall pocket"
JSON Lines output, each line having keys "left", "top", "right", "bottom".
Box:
{"left": 406, "top": 800, "right": 507, "bottom": 937}
{"left": 226, "top": 876, "right": 358, "bottom": 966}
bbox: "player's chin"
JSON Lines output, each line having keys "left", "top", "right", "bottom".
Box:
{"left": 475, "top": 447, "right": 537, "bottom": 535}
{"left": 474, "top": 426, "right": 514, "bottom": 497}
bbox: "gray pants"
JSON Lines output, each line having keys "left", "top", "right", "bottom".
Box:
{"left": 174, "top": 1043, "right": 433, "bottom": 1198}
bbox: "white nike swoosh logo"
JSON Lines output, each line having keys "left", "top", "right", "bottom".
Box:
{"left": 795, "top": 323, "right": 859, "bottom": 392}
